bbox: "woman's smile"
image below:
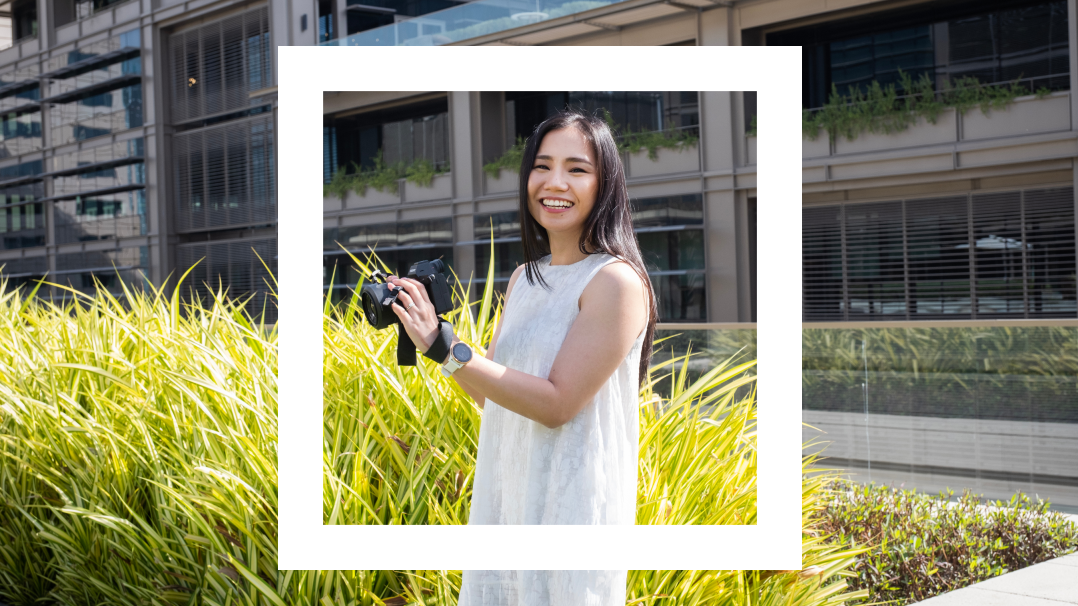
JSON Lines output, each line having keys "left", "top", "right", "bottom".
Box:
{"left": 527, "top": 127, "right": 598, "bottom": 232}
{"left": 539, "top": 196, "right": 575, "bottom": 212}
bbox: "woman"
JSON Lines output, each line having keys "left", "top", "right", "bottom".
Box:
{"left": 388, "top": 110, "right": 658, "bottom": 605}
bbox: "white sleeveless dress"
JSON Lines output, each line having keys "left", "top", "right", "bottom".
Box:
{"left": 458, "top": 253, "right": 643, "bottom": 606}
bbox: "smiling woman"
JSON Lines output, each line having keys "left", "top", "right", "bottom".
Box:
{"left": 385, "top": 110, "right": 657, "bottom": 605}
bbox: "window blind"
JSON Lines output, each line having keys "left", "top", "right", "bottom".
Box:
{"left": 803, "top": 188, "right": 1077, "bottom": 320}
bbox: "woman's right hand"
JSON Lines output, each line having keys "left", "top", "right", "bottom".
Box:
{"left": 386, "top": 275, "right": 446, "bottom": 360}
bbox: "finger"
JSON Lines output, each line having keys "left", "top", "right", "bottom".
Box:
{"left": 395, "top": 278, "right": 428, "bottom": 308}
{"left": 403, "top": 277, "right": 434, "bottom": 307}
{"left": 395, "top": 289, "right": 416, "bottom": 313}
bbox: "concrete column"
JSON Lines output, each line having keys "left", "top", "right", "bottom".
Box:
{"left": 699, "top": 90, "right": 743, "bottom": 321}
{"left": 336, "top": 0, "right": 350, "bottom": 41}
{"left": 699, "top": 6, "right": 737, "bottom": 46}
{"left": 449, "top": 91, "right": 479, "bottom": 202}
{"left": 449, "top": 91, "right": 480, "bottom": 304}
{"left": 705, "top": 190, "right": 741, "bottom": 322}
{"left": 148, "top": 22, "right": 173, "bottom": 292}
{"left": 700, "top": 90, "right": 734, "bottom": 173}
{"left": 454, "top": 214, "right": 476, "bottom": 303}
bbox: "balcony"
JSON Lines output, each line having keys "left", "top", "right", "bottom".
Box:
{"left": 321, "top": 0, "right": 649, "bottom": 46}
{"left": 323, "top": 172, "right": 453, "bottom": 212}
{"left": 482, "top": 126, "right": 700, "bottom": 195}
{"left": 803, "top": 92, "right": 1074, "bottom": 184}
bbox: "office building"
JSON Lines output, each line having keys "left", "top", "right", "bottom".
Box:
{"left": 322, "top": 90, "right": 758, "bottom": 323}
{"left": 0, "top": 0, "right": 281, "bottom": 320}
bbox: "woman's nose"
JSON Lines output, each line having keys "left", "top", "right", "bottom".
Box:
{"left": 545, "top": 168, "right": 569, "bottom": 190}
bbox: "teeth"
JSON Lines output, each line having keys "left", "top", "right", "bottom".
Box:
{"left": 542, "top": 199, "right": 573, "bottom": 208}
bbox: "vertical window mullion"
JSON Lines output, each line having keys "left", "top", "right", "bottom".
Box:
{"left": 901, "top": 200, "right": 911, "bottom": 321}
{"left": 967, "top": 193, "right": 977, "bottom": 319}
{"left": 839, "top": 204, "right": 850, "bottom": 322}
{"left": 1019, "top": 189, "right": 1030, "bottom": 318}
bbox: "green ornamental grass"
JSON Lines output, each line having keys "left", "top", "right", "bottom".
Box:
{"left": 0, "top": 253, "right": 866, "bottom": 605}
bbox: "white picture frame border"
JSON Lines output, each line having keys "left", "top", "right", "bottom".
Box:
{"left": 278, "top": 45, "right": 802, "bottom": 570}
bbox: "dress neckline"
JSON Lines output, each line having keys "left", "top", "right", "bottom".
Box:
{"left": 543, "top": 252, "right": 604, "bottom": 268}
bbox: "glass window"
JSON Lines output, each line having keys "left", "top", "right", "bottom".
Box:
{"left": 324, "top": 218, "right": 455, "bottom": 305}
{"left": 0, "top": 109, "right": 42, "bottom": 155}
{"left": 169, "top": 7, "right": 270, "bottom": 124}
{"left": 505, "top": 92, "right": 699, "bottom": 143}
{"left": 326, "top": 98, "right": 449, "bottom": 173}
{"left": 653, "top": 273, "right": 706, "bottom": 322}
{"left": 801, "top": 188, "right": 1077, "bottom": 321}
{"left": 0, "top": 255, "right": 47, "bottom": 293}
{"left": 0, "top": 199, "right": 45, "bottom": 249}
{"left": 0, "top": 0, "right": 37, "bottom": 49}
{"left": 49, "top": 83, "right": 142, "bottom": 145}
{"left": 631, "top": 195, "right": 704, "bottom": 227}
{"left": 75, "top": 0, "right": 136, "bottom": 20}
{"left": 46, "top": 55, "right": 141, "bottom": 100}
{"left": 775, "top": 0, "right": 1070, "bottom": 108}
{"left": 53, "top": 246, "right": 148, "bottom": 298}
{"left": 54, "top": 189, "right": 146, "bottom": 244}
{"left": 637, "top": 229, "right": 705, "bottom": 273}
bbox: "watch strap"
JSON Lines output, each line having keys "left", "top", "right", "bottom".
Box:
{"left": 422, "top": 318, "right": 454, "bottom": 364}
{"left": 440, "top": 354, "right": 464, "bottom": 377}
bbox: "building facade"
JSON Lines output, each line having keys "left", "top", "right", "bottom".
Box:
{"left": 0, "top": 0, "right": 281, "bottom": 320}
{"left": 322, "top": 90, "right": 758, "bottom": 323}
{"left": 3, "top": 0, "right": 1075, "bottom": 506}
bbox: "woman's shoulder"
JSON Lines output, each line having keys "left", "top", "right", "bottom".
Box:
{"left": 580, "top": 257, "right": 647, "bottom": 309}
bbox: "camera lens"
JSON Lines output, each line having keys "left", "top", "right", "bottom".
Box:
{"left": 361, "top": 289, "right": 381, "bottom": 326}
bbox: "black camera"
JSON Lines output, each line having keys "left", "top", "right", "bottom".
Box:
{"left": 360, "top": 259, "right": 455, "bottom": 329}
{"left": 360, "top": 260, "right": 456, "bottom": 366}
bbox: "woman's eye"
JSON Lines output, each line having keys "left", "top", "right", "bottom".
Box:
{"left": 533, "top": 163, "right": 549, "bottom": 170}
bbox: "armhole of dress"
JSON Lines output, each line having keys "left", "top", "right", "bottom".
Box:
{"left": 580, "top": 256, "right": 650, "bottom": 340}
{"left": 575, "top": 255, "right": 620, "bottom": 311}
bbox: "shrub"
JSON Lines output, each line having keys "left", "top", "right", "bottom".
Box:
{"left": 0, "top": 262, "right": 864, "bottom": 606}
{"left": 814, "top": 481, "right": 1078, "bottom": 605}
{"left": 323, "top": 153, "right": 449, "bottom": 198}
{"left": 803, "top": 70, "right": 1054, "bottom": 143}
{"left": 482, "top": 136, "right": 527, "bottom": 180}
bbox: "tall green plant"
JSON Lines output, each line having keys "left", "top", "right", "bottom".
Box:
{"left": 803, "top": 70, "right": 1053, "bottom": 143}
{"left": 0, "top": 262, "right": 865, "bottom": 606}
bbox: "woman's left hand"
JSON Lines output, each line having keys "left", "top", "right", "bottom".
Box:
{"left": 387, "top": 276, "right": 445, "bottom": 359}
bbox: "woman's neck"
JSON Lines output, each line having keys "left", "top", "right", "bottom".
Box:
{"left": 547, "top": 230, "right": 592, "bottom": 266}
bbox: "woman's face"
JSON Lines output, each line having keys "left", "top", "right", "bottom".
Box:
{"left": 527, "top": 126, "right": 599, "bottom": 241}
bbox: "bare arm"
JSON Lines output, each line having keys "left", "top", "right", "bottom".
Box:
{"left": 450, "top": 266, "right": 525, "bottom": 408}
{"left": 389, "top": 261, "right": 647, "bottom": 428}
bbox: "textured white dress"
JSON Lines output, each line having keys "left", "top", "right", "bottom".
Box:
{"left": 458, "top": 253, "right": 643, "bottom": 606}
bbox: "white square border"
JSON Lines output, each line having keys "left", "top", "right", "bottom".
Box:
{"left": 278, "top": 46, "right": 802, "bottom": 570}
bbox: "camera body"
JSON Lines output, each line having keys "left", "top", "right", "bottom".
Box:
{"left": 360, "top": 259, "right": 454, "bottom": 329}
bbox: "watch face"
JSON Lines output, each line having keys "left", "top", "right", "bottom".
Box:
{"left": 453, "top": 342, "right": 472, "bottom": 363}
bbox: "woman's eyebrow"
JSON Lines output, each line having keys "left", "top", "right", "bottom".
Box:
{"left": 535, "top": 154, "right": 594, "bottom": 166}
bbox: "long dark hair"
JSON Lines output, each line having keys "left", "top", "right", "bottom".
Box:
{"left": 517, "top": 109, "right": 659, "bottom": 388}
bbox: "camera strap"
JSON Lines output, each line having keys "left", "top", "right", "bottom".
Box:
{"left": 397, "top": 318, "right": 454, "bottom": 366}
{"left": 397, "top": 324, "right": 417, "bottom": 366}
{"left": 422, "top": 318, "right": 455, "bottom": 365}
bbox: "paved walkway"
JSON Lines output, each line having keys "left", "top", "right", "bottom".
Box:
{"left": 918, "top": 551, "right": 1078, "bottom": 605}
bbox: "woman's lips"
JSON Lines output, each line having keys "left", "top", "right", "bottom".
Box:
{"left": 540, "top": 198, "right": 574, "bottom": 213}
